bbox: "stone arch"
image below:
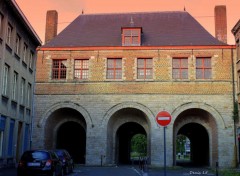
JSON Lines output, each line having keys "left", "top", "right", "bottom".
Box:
{"left": 104, "top": 102, "right": 154, "bottom": 165}
{"left": 37, "top": 101, "right": 93, "bottom": 129}
{"left": 101, "top": 102, "right": 156, "bottom": 128}
{"left": 42, "top": 106, "right": 87, "bottom": 164}
{"left": 53, "top": 118, "right": 86, "bottom": 148}
{"left": 172, "top": 102, "right": 221, "bottom": 167}
{"left": 171, "top": 102, "right": 226, "bottom": 129}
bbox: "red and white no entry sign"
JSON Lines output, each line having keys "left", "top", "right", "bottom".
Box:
{"left": 156, "top": 111, "right": 172, "bottom": 127}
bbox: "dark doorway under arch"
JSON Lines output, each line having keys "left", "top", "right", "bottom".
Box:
{"left": 177, "top": 123, "right": 209, "bottom": 167}
{"left": 116, "top": 122, "right": 146, "bottom": 165}
{"left": 56, "top": 122, "right": 86, "bottom": 164}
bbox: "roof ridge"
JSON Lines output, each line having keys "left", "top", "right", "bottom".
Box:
{"left": 81, "top": 11, "right": 188, "bottom": 16}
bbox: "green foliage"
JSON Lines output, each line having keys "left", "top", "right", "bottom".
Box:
{"left": 176, "top": 135, "right": 186, "bottom": 154}
{"left": 220, "top": 169, "right": 240, "bottom": 176}
{"left": 233, "top": 101, "right": 239, "bottom": 122}
{"left": 131, "top": 134, "right": 147, "bottom": 156}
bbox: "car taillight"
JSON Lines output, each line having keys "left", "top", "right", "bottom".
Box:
{"left": 63, "top": 158, "right": 66, "bottom": 163}
{"left": 45, "top": 160, "right": 52, "bottom": 167}
{"left": 18, "top": 160, "right": 25, "bottom": 167}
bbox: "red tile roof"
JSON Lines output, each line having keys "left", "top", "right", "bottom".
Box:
{"left": 43, "top": 11, "right": 226, "bottom": 48}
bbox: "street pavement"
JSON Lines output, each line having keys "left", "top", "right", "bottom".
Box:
{"left": 0, "top": 165, "right": 219, "bottom": 176}
{"left": 71, "top": 165, "right": 217, "bottom": 176}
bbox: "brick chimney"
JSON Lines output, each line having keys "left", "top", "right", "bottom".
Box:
{"left": 45, "top": 10, "right": 58, "bottom": 44}
{"left": 214, "top": 5, "right": 227, "bottom": 43}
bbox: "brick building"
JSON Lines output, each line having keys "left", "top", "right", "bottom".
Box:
{"left": 0, "top": 0, "right": 41, "bottom": 167}
{"left": 34, "top": 7, "right": 236, "bottom": 167}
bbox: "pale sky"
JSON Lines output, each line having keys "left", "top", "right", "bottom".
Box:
{"left": 15, "top": 0, "right": 239, "bottom": 45}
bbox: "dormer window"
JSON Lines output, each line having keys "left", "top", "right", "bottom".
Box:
{"left": 122, "top": 28, "right": 141, "bottom": 46}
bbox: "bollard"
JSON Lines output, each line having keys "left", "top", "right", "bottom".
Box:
{"left": 216, "top": 161, "right": 218, "bottom": 176}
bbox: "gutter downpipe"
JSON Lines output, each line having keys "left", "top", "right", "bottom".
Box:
{"left": 231, "top": 46, "right": 238, "bottom": 167}
{"left": 29, "top": 53, "right": 38, "bottom": 150}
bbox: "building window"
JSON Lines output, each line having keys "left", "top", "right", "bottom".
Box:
{"left": 7, "top": 119, "right": 15, "bottom": 157}
{"left": 27, "top": 83, "right": 31, "bottom": 107}
{"left": 137, "top": 58, "right": 153, "bottom": 79}
{"left": 122, "top": 28, "right": 141, "bottom": 46}
{"left": 20, "top": 78, "right": 25, "bottom": 105}
{"left": 107, "top": 58, "right": 122, "bottom": 79}
{"left": 6, "top": 23, "right": 13, "bottom": 46}
{"left": 0, "top": 13, "right": 4, "bottom": 37}
{"left": 29, "top": 51, "right": 34, "bottom": 69}
{"left": 172, "top": 58, "right": 188, "bottom": 79}
{"left": 196, "top": 57, "right": 212, "bottom": 79}
{"left": 2, "top": 64, "right": 9, "bottom": 96}
{"left": 74, "top": 59, "right": 89, "bottom": 79}
{"left": 0, "top": 130, "right": 3, "bottom": 157}
{"left": 12, "top": 71, "right": 18, "bottom": 101}
{"left": 0, "top": 116, "right": 6, "bottom": 157}
{"left": 52, "top": 59, "right": 67, "bottom": 79}
{"left": 15, "top": 34, "right": 21, "bottom": 55}
{"left": 23, "top": 43, "right": 28, "bottom": 63}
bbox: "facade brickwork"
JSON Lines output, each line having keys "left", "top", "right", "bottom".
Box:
{"left": 33, "top": 46, "right": 237, "bottom": 167}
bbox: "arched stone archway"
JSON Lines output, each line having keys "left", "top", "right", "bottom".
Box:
{"left": 177, "top": 123, "right": 209, "bottom": 166}
{"left": 56, "top": 121, "right": 86, "bottom": 164}
{"left": 173, "top": 108, "right": 218, "bottom": 167}
{"left": 44, "top": 107, "right": 87, "bottom": 164}
{"left": 116, "top": 122, "right": 146, "bottom": 164}
{"left": 106, "top": 107, "right": 151, "bottom": 165}
{"left": 38, "top": 101, "right": 93, "bottom": 128}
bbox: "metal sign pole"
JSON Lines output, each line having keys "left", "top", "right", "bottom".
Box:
{"left": 155, "top": 111, "right": 171, "bottom": 176}
{"left": 164, "top": 126, "right": 166, "bottom": 176}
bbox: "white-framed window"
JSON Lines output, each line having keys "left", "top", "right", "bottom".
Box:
{"left": 29, "top": 51, "right": 34, "bottom": 69}
{"left": 15, "top": 34, "right": 21, "bottom": 55}
{"left": 20, "top": 78, "right": 25, "bottom": 105}
{"left": 2, "top": 64, "right": 9, "bottom": 95}
{"left": 12, "top": 71, "right": 18, "bottom": 101}
{"left": 6, "top": 23, "right": 13, "bottom": 46}
{"left": 27, "top": 83, "right": 31, "bottom": 107}
{"left": 23, "top": 43, "right": 28, "bottom": 63}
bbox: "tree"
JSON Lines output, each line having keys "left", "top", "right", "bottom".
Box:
{"left": 131, "top": 134, "right": 147, "bottom": 156}
{"left": 176, "top": 134, "right": 186, "bottom": 155}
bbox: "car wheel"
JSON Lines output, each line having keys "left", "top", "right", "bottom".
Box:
{"left": 61, "top": 168, "right": 64, "bottom": 176}
{"left": 70, "top": 164, "right": 74, "bottom": 173}
{"left": 52, "top": 171, "right": 56, "bottom": 176}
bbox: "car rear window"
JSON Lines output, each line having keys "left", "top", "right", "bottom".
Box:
{"left": 22, "top": 151, "right": 50, "bottom": 161}
{"left": 55, "top": 150, "right": 65, "bottom": 157}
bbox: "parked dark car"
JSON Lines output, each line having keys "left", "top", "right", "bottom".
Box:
{"left": 53, "top": 149, "right": 74, "bottom": 174}
{"left": 17, "top": 150, "right": 63, "bottom": 176}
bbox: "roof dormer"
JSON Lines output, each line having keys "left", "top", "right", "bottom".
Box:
{"left": 121, "top": 27, "right": 142, "bottom": 46}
